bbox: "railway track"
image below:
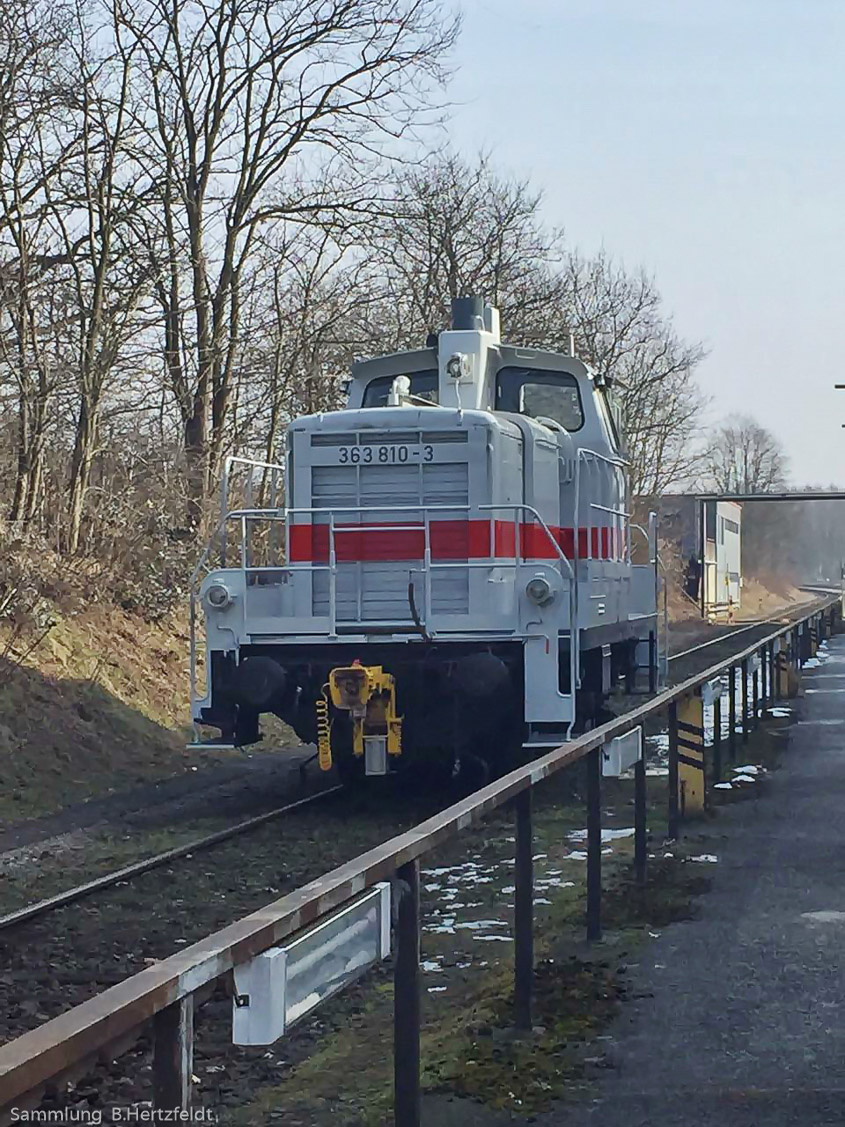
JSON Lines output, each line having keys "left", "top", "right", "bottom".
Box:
{"left": 665, "top": 595, "right": 831, "bottom": 682}
{"left": 0, "top": 779, "right": 452, "bottom": 1046}
{"left": 0, "top": 785, "right": 343, "bottom": 934}
{"left": 1, "top": 603, "right": 826, "bottom": 938}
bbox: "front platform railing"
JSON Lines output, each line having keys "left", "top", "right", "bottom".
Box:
{"left": 189, "top": 499, "right": 580, "bottom": 736}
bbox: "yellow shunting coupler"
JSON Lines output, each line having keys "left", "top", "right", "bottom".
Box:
{"left": 317, "top": 664, "right": 403, "bottom": 774}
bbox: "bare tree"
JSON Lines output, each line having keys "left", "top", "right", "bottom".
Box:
{"left": 115, "top": 0, "right": 457, "bottom": 523}
{"left": 0, "top": 0, "right": 78, "bottom": 527}
{"left": 566, "top": 251, "right": 706, "bottom": 496}
{"left": 705, "top": 414, "right": 788, "bottom": 494}
{"left": 44, "top": 0, "right": 152, "bottom": 552}
{"left": 361, "top": 152, "right": 569, "bottom": 347}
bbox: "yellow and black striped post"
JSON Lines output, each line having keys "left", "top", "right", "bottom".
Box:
{"left": 776, "top": 643, "right": 791, "bottom": 698}
{"left": 676, "top": 692, "right": 707, "bottom": 816}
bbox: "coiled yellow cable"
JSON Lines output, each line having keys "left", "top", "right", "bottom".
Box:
{"left": 316, "top": 688, "right": 332, "bottom": 772}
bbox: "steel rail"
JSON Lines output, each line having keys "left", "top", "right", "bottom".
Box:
{"left": 0, "top": 785, "right": 343, "bottom": 935}
{"left": 665, "top": 599, "right": 821, "bottom": 663}
{"left": 667, "top": 621, "right": 773, "bottom": 662}
{"left": 0, "top": 594, "right": 838, "bottom": 1114}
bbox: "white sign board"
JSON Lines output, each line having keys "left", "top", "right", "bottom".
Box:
{"left": 233, "top": 882, "right": 391, "bottom": 1045}
{"left": 701, "top": 679, "right": 722, "bottom": 705}
{"left": 602, "top": 727, "right": 642, "bottom": 777}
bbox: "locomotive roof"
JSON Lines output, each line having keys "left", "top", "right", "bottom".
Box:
{"left": 351, "top": 343, "right": 593, "bottom": 381}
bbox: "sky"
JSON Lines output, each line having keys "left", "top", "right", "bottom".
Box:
{"left": 447, "top": 0, "right": 845, "bottom": 485}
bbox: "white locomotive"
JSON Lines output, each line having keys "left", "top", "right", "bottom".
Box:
{"left": 190, "top": 298, "right": 659, "bottom": 781}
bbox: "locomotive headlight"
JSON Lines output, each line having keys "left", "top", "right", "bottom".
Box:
{"left": 205, "top": 582, "right": 234, "bottom": 611}
{"left": 525, "top": 576, "right": 555, "bottom": 606}
{"left": 446, "top": 353, "right": 469, "bottom": 380}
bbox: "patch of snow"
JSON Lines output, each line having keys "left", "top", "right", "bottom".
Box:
{"left": 713, "top": 782, "right": 733, "bottom": 790}
{"left": 455, "top": 919, "right": 507, "bottom": 931}
{"left": 733, "top": 774, "right": 756, "bottom": 784}
{"left": 769, "top": 707, "right": 792, "bottom": 717}
{"left": 569, "top": 827, "right": 635, "bottom": 843}
{"left": 421, "top": 960, "right": 443, "bottom": 972}
{"left": 473, "top": 934, "right": 513, "bottom": 942}
{"left": 732, "top": 765, "right": 762, "bottom": 774}
{"left": 802, "top": 910, "right": 845, "bottom": 923}
{"left": 427, "top": 986, "right": 448, "bottom": 993}
{"left": 689, "top": 854, "right": 718, "bottom": 863}
{"left": 424, "top": 917, "right": 456, "bottom": 934}
{"left": 535, "top": 897, "right": 552, "bottom": 905}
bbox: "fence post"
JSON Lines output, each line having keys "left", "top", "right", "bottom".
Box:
{"left": 153, "top": 995, "right": 194, "bottom": 1113}
{"left": 752, "top": 666, "right": 759, "bottom": 730}
{"left": 766, "top": 642, "right": 774, "bottom": 709}
{"left": 634, "top": 755, "right": 648, "bottom": 886}
{"left": 712, "top": 695, "right": 722, "bottom": 784}
{"left": 668, "top": 702, "right": 680, "bottom": 839}
{"left": 394, "top": 860, "right": 421, "bottom": 1127}
{"left": 514, "top": 789, "right": 534, "bottom": 1029}
{"left": 586, "top": 748, "right": 602, "bottom": 941}
{"left": 728, "top": 668, "right": 737, "bottom": 762}
{"left": 741, "top": 658, "right": 749, "bottom": 745}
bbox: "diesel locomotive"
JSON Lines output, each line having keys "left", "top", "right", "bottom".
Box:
{"left": 190, "top": 298, "right": 659, "bottom": 781}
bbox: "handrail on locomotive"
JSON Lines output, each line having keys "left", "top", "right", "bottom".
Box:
{"left": 190, "top": 487, "right": 585, "bottom": 741}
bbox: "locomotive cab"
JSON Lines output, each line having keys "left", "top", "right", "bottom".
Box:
{"left": 190, "top": 298, "right": 659, "bottom": 779}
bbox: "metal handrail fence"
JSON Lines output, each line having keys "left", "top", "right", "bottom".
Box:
{"left": 0, "top": 595, "right": 840, "bottom": 1125}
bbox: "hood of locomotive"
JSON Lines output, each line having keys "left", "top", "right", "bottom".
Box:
{"left": 197, "top": 401, "right": 569, "bottom": 651}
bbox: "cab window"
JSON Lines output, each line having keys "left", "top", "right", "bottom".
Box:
{"left": 496, "top": 367, "right": 584, "bottom": 431}
{"left": 597, "top": 385, "right": 625, "bottom": 453}
{"left": 362, "top": 370, "right": 438, "bottom": 407}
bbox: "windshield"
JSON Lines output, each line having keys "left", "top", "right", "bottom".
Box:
{"left": 361, "top": 370, "right": 438, "bottom": 407}
{"left": 496, "top": 367, "right": 584, "bottom": 431}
